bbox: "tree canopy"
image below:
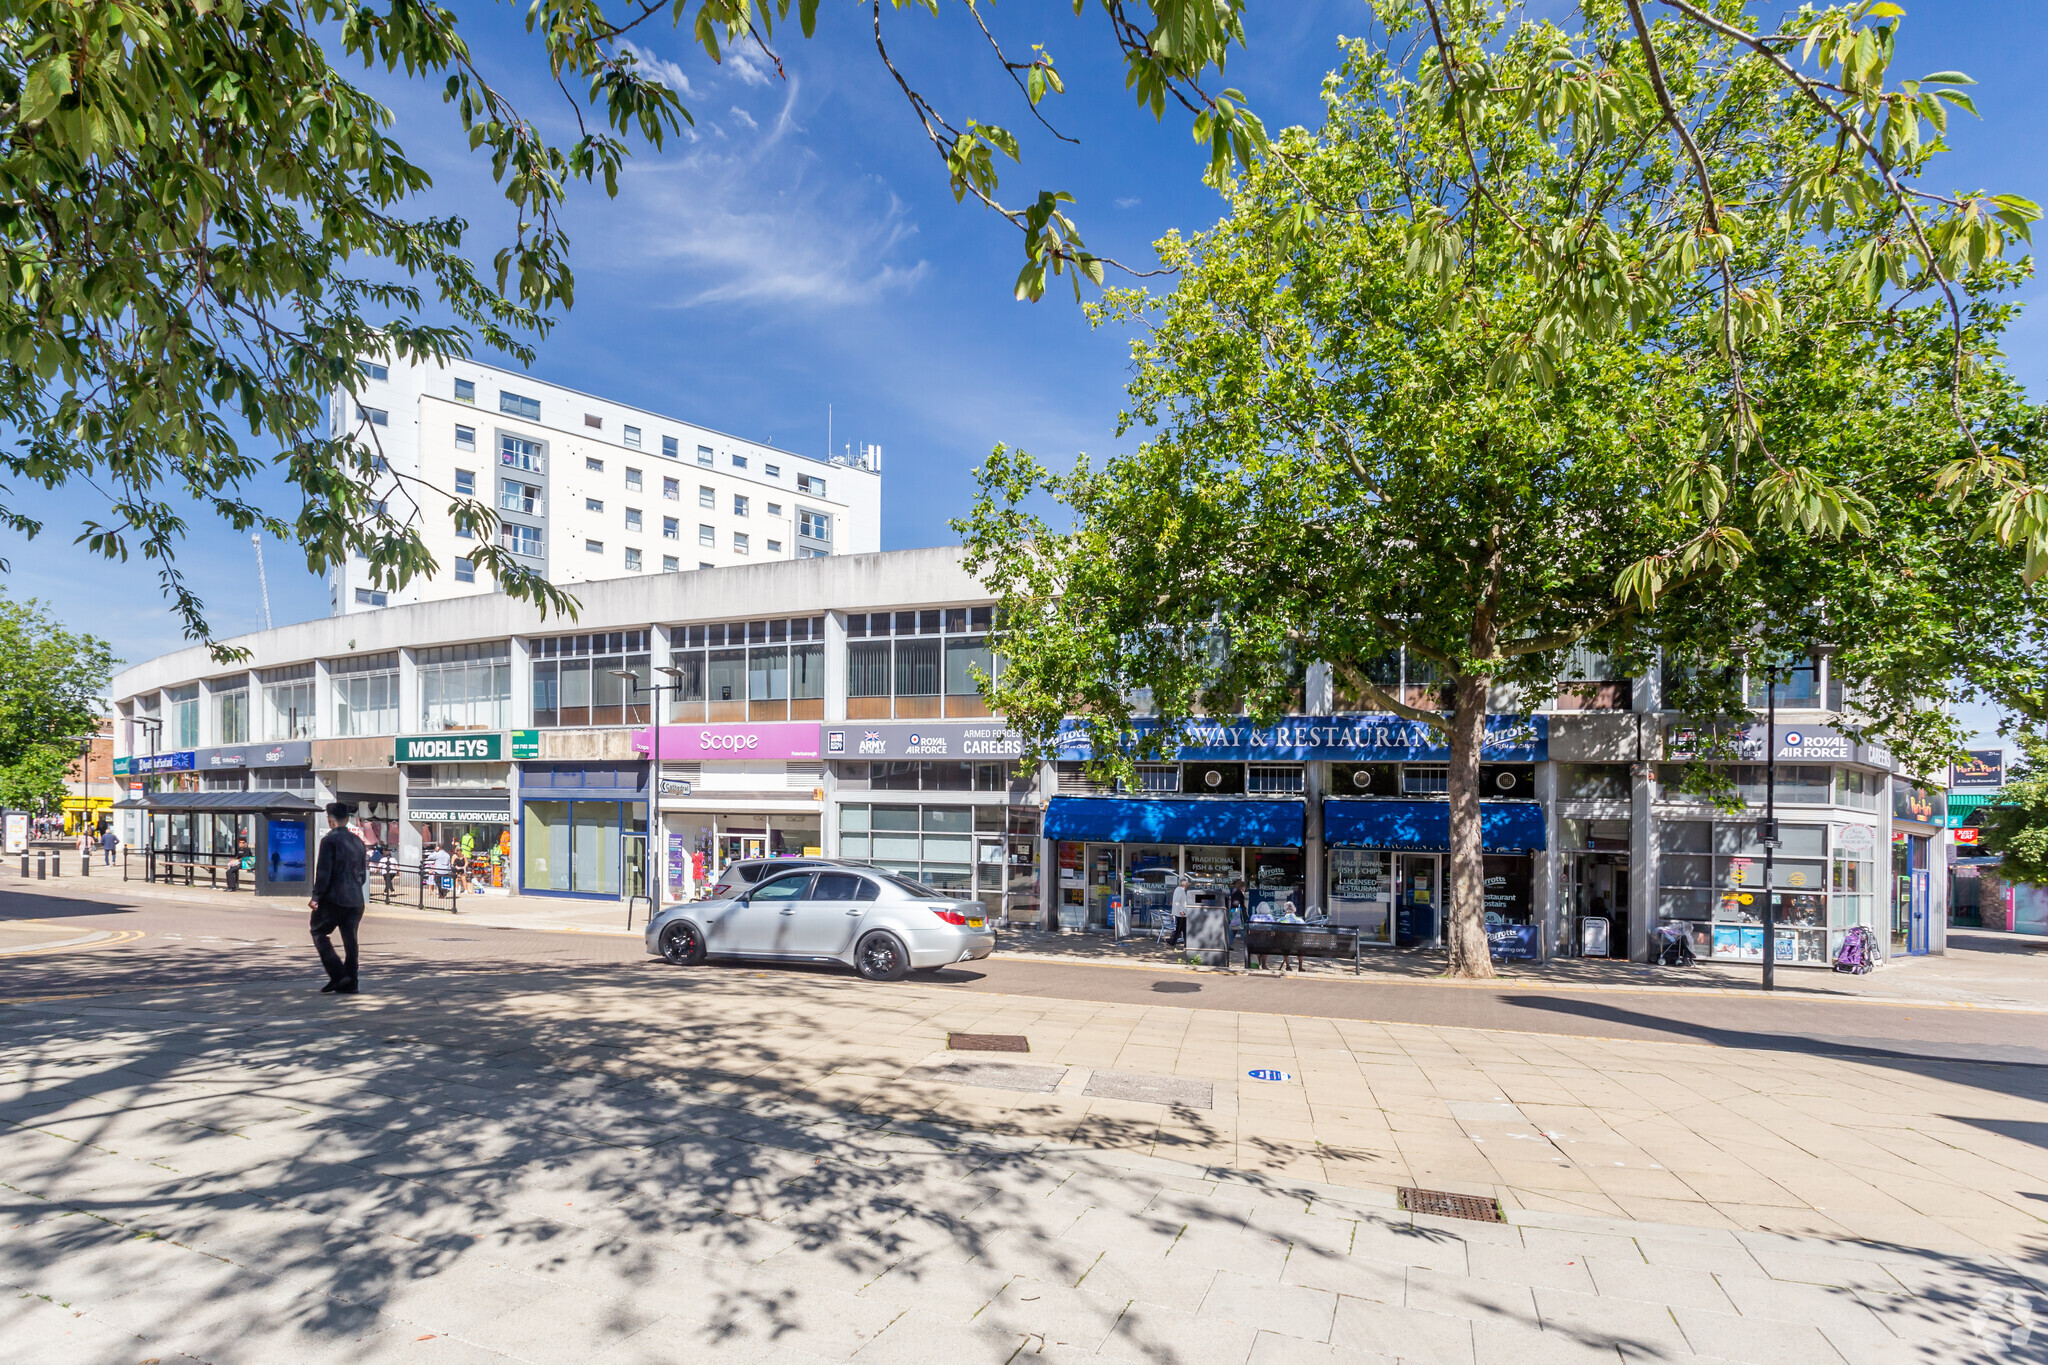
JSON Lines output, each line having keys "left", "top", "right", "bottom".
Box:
{"left": 959, "top": 2, "right": 2044, "bottom": 975}
{"left": 1980, "top": 737, "right": 2048, "bottom": 889}
{"left": 0, "top": 590, "right": 114, "bottom": 813}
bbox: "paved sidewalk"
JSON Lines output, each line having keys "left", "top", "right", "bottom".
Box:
{"left": 4, "top": 963, "right": 2046, "bottom": 1363}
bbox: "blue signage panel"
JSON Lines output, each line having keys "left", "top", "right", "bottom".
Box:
{"left": 1057, "top": 715, "right": 1546, "bottom": 764}
{"left": 134, "top": 751, "right": 195, "bottom": 773}
{"left": 266, "top": 819, "right": 308, "bottom": 884}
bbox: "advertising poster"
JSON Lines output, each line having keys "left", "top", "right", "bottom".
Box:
{"left": 266, "top": 819, "right": 308, "bottom": 883}
{"left": 2, "top": 812, "right": 26, "bottom": 856}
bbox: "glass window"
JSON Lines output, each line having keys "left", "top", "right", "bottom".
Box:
{"left": 585, "top": 457, "right": 604, "bottom": 472}
{"left": 731, "top": 453, "right": 748, "bottom": 469}
{"left": 626, "top": 467, "right": 643, "bottom": 490}
{"left": 848, "top": 641, "right": 891, "bottom": 698}
{"left": 1248, "top": 765, "right": 1305, "bottom": 794}
{"left": 418, "top": 641, "right": 511, "bottom": 732}
{"left": 663, "top": 477, "right": 680, "bottom": 500}
{"left": 454, "top": 469, "right": 476, "bottom": 496}
{"left": 663, "top": 517, "right": 679, "bottom": 540}
{"left": 1403, "top": 765, "right": 1449, "bottom": 795}
{"left": 1834, "top": 768, "right": 1881, "bottom": 810}
{"left": 733, "top": 533, "right": 750, "bottom": 555}
{"left": 330, "top": 652, "right": 399, "bottom": 736}
{"left": 799, "top": 508, "right": 831, "bottom": 541}
{"left": 455, "top": 426, "right": 475, "bottom": 452}
{"left": 748, "top": 647, "right": 789, "bottom": 701}
{"left": 662, "top": 435, "right": 679, "bottom": 459}
{"left": 944, "top": 635, "right": 992, "bottom": 697}
{"left": 500, "top": 391, "right": 540, "bottom": 421}
{"left": 734, "top": 495, "right": 750, "bottom": 517}
{"left": 662, "top": 556, "right": 679, "bottom": 573}
{"left": 625, "top": 509, "right": 643, "bottom": 532}
{"left": 895, "top": 640, "right": 940, "bottom": 697}
{"left": 1745, "top": 653, "right": 1823, "bottom": 707}
{"left": 697, "top": 445, "right": 714, "bottom": 466}
{"left": 358, "top": 406, "right": 388, "bottom": 426}
{"left": 624, "top": 426, "right": 642, "bottom": 448}
{"left": 791, "top": 643, "right": 825, "bottom": 700}
{"left": 213, "top": 686, "right": 250, "bottom": 745}
{"left": 707, "top": 649, "right": 745, "bottom": 704}
{"left": 167, "top": 684, "right": 200, "bottom": 749}
{"left": 260, "top": 670, "right": 316, "bottom": 740}
{"left": 798, "top": 472, "right": 826, "bottom": 497}
{"left": 699, "top": 524, "right": 715, "bottom": 547}
{"left": 454, "top": 556, "right": 475, "bottom": 583}
{"left": 454, "top": 378, "right": 476, "bottom": 403}
{"left": 501, "top": 523, "right": 543, "bottom": 557}
{"left": 500, "top": 432, "right": 543, "bottom": 473}
{"left": 586, "top": 539, "right": 604, "bottom": 555}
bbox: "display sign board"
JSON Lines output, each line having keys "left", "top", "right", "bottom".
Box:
{"left": 265, "top": 818, "right": 307, "bottom": 883}
{"left": 1669, "top": 722, "right": 1864, "bottom": 763}
{"left": 657, "top": 775, "right": 693, "bottom": 797}
{"left": 112, "top": 756, "right": 130, "bottom": 776}
{"left": 510, "top": 729, "right": 541, "bottom": 759}
{"left": 823, "top": 721, "right": 1026, "bottom": 760}
{"left": 133, "top": 751, "right": 195, "bottom": 773}
{"left": 1952, "top": 749, "right": 2004, "bottom": 789}
{"left": 1955, "top": 827, "right": 1982, "bottom": 846}
{"left": 406, "top": 799, "right": 513, "bottom": 823}
{"left": 1892, "top": 780, "right": 1946, "bottom": 827}
{"left": 397, "top": 733, "right": 503, "bottom": 763}
{"left": 1058, "top": 714, "right": 1545, "bottom": 763}
{"left": 200, "top": 741, "right": 312, "bottom": 769}
{"left": 631, "top": 723, "right": 821, "bottom": 761}
{"left": 2, "top": 812, "right": 26, "bottom": 855}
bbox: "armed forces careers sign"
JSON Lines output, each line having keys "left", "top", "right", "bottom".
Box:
{"left": 823, "top": 722, "right": 1026, "bottom": 760}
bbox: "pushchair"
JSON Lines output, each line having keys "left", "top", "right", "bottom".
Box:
{"left": 1656, "top": 922, "right": 1697, "bottom": 967}
{"left": 1833, "top": 924, "right": 1879, "bottom": 974}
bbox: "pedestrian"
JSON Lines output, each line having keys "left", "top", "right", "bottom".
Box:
{"left": 429, "top": 841, "right": 453, "bottom": 897}
{"left": 1169, "top": 875, "right": 1191, "bottom": 947}
{"left": 308, "top": 802, "right": 367, "bottom": 995}
{"left": 228, "top": 831, "right": 251, "bottom": 892}
{"left": 100, "top": 826, "right": 118, "bottom": 866}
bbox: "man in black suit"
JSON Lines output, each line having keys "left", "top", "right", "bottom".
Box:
{"left": 309, "top": 802, "right": 368, "bottom": 994}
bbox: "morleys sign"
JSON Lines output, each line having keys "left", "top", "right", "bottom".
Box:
{"left": 397, "top": 733, "right": 503, "bottom": 763}
{"left": 1057, "top": 715, "right": 1547, "bottom": 764}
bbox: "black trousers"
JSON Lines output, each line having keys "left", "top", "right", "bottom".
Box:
{"left": 311, "top": 903, "right": 364, "bottom": 988}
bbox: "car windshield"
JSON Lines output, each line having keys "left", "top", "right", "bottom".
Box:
{"left": 880, "top": 874, "right": 952, "bottom": 900}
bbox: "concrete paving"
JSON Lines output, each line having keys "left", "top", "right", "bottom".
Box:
{"left": 4, "top": 956, "right": 2046, "bottom": 1363}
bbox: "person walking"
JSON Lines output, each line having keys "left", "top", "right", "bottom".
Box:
{"left": 99, "top": 826, "right": 118, "bottom": 866}
{"left": 309, "top": 803, "right": 368, "bottom": 995}
{"left": 1168, "top": 875, "right": 1191, "bottom": 947}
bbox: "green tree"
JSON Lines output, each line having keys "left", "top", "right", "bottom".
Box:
{"left": 0, "top": 591, "right": 113, "bottom": 813}
{"left": 1980, "top": 737, "right": 2048, "bottom": 888}
{"left": 959, "top": 5, "right": 2043, "bottom": 976}
{"left": 2, "top": 1, "right": 2038, "bottom": 655}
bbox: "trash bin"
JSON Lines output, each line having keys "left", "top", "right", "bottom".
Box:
{"left": 1186, "top": 900, "right": 1230, "bottom": 966}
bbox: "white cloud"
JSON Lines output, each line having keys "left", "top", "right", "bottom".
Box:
{"left": 726, "top": 47, "right": 775, "bottom": 88}
{"left": 729, "top": 105, "right": 758, "bottom": 131}
{"left": 616, "top": 39, "right": 695, "bottom": 98}
{"left": 1115, "top": 196, "right": 1141, "bottom": 209}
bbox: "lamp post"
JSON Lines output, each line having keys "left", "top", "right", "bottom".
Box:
{"left": 134, "top": 716, "right": 162, "bottom": 882}
{"left": 1756, "top": 655, "right": 1820, "bottom": 993}
{"left": 612, "top": 665, "right": 689, "bottom": 929}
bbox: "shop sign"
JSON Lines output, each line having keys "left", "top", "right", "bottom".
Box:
{"left": 1955, "top": 827, "right": 1981, "bottom": 846}
{"left": 1892, "top": 780, "right": 1945, "bottom": 827}
{"left": 1669, "top": 722, "right": 1858, "bottom": 763}
{"left": 510, "top": 729, "right": 541, "bottom": 760}
{"left": 200, "top": 741, "right": 312, "bottom": 769}
{"left": 397, "top": 733, "right": 503, "bottom": 763}
{"left": 1952, "top": 749, "right": 2004, "bottom": 789}
{"left": 133, "top": 751, "right": 195, "bottom": 773}
{"left": 1057, "top": 714, "right": 1547, "bottom": 764}
{"left": 631, "top": 723, "right": 821, "bottom": 761}
{"left": 823, "top": 721, "right": 1026, "bottom": 760}
{"left": 112, "top": 756, "right": 131, "bottom": 776}
{"left": 658, "top": 775, "right": 693, "bottom": 797}
{"left": 1834, "top": 822, "right": 1875, "bottom": 852}
{"left": 407, "top": 799, "right": 513, "bottom": 822}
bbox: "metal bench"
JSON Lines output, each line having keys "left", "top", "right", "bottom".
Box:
{"left": 1243, "top": 923, "right": 1362, "bottom": 973}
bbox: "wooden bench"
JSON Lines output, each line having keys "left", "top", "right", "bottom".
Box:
{"left": 1243, "top": 923, "right": 1362, "bottom": 973}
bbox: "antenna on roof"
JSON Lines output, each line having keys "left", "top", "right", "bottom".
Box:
{"left": 251, "top": 533, "right": 274, "bottom": 630}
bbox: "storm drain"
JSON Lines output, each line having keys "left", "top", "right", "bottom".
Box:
{"left": 949, "top": 1032, "right": 1030, "bottom": 1053}
{"left": 1398, "top": 1187, "right": 1505, "bottom": 1223}
{"left": 1082, "top": 1070, "right": 1214, "bottom": 1110}
{"left": 908, "top": 1061, "right": 1068, "bottom": 1094}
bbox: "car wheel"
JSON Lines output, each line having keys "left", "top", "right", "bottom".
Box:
{"left": 855, "top": 931, "right": 909, "bottom": 982}
{"left": 659, "top": 920, "right": 706, "bottom": 967}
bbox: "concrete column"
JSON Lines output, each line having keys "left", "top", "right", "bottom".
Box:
{"left": 1630, "top": 768, "right": 1655, "bottom": 964}
{"left": 1304, "top": 761, "right": 1326, "bottom": 915}
{"left": 397, "top": 763, "right": 424, "bottom": 867}
{"left": 824, "top": 610, "right": 849, "bottom": 720}
{"left": 1535, "top": 760, "right": 1560, "bottom": 960}
{"left": 510, "top": 636, "right": 534, "bottom": 729}
{"left": 398, "top": 648, "right": 420, "bottom": 737}
{"left": 1305, "top": 662, "right": 1333, "bottom": 715}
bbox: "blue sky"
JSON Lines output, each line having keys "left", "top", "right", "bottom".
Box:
{"left": 4, "top": 1, "right": 2043, "bottom": 747}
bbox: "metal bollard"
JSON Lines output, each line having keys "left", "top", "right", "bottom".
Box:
{"left": 36, "top": 850, "right": 46, "bottom": 879}
{"left": 82, "top": 851, "right": 91, "bottom": 876}
{"left": 18, "top": 853, "right": 25, "bottom": 878}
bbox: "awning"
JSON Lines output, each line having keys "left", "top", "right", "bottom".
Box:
{"left": 114, "top": 792, "right": 320, "bottom": 814}
{"left": 1323, "top": 799, "right": 1547, "bottom": 852}
{"left": 1043, "top": 797, "right": 1305, "bottom": 848}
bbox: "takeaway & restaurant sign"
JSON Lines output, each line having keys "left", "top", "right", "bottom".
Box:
{"left": 1055, "top": 715, "right": 1548, "bottom": 764}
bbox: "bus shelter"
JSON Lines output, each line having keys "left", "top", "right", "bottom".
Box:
{"left": 114, "top": 791, "right": 321, "bottom": 897}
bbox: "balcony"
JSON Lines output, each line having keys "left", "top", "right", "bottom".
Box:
{"left": 499, "top": 493, "right": 543, "bottom": 517}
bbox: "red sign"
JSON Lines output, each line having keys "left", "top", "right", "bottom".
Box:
{"left": 1955, "top": 828, "right": 1981, "bottom": 846}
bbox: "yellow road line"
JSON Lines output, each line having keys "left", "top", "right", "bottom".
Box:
{"left": 0, "top": 928, "right": 145, "bottom": 958}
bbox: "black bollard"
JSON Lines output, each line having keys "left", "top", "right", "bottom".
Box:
{"left": 81, "top": 851, "right": 90, "bottom": 876}
{"left": 36, "top": 850, "right": 46, "bottom": 879}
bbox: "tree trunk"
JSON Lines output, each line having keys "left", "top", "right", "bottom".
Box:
{"left": 1444, "top": 673, "right": 1495, "bottom": 978}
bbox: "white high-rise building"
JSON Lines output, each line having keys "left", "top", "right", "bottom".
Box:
{"left": 325, "top": 356, "right": 881, "bottom": 615}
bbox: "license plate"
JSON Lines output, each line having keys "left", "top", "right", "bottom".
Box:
{"left": 967, "top": 917, "right": 985, "bottom": 929}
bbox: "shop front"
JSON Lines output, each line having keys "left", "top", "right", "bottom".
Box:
{"left": 825, "top": 720, "right": 1041, "bottom": 924}
{"left": 1322, "top": 800, "right": 1547, "bottom": 952}
{"left": 1892, "top": 778, "right": 1947, "bottom": 955}
{"left": 519, "top": 762, "right": 649, "bottom": 900}
{"left": 1043, "top": 797, "right": 1305, "bottom": 933}
{"left": 398, "top": 733, "right": 513, "bottom": 886}
{"left": 633, "top": 722, "right": 823, "bottom": 903}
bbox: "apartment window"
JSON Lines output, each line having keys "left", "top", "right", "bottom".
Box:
{"left": 625, "top": 508, "right": 642, "bottom": 532}
{"left": 798, "top": 546, "right": 829, "bottom": 560}
{"left": 846, "top": 607, "right": 997, "bottom": 720}
{"left": 354, "top": 588, "right": 388, "bottom": 607}
{"left": 797, "top": 473, "right": 825, "bottom": 497}
{"left": 662, "top": 556, "right": 679, "bottom": 573}
{"left": 454, "top": 518, "right": 473, "bottom": 541}
{"left": 625, "top": 467, "right": 642, "bottom": 491}
{"left": 696, "top": 444, "right": 713, "bottom": 466}
{"left": 767, "top": 539, "right": 783, "bottom": 554}
{"left": 767, "top": 502, "right": 782, "bottom": 517}
{"left": 586, "top": 497, "right": 604, "bottom": 513}
{"left": 624, "top": 426, "right": 642, "bottom": 448}
{"left": 662, "top": 435, "right": 679, "bottom": 459}
{"left": 499, "top": 432, "right": 543, "bottom": 473}
{"left": 765, "top": 463, "right": 780, "bottom": 478}
{"left": 500, "top": 524, "right": 543, "bottom": 557}
{"left": 212, "top": 682, "right": 250, "bottom": 746}
{"left": 500, "top": 479, "right": 540, "bottom": 516}
{"left": 733, "top": 495, "right": 749, "bottom": 517}
{"left": 500, "top": 391, "right": 540, "bottom": 420}
{"left": 733, "top": 533, "right": 750, "bottom": 555}
{"left": 416, "top": 641, "right": 510, "bottom": 731}
{"left": 363, "top": 362, "right": 389, "bottom": 381}
{"left": 662, "top": 477, "right": 679, "bottom": 500}
{"left": 330, "top": 652, "right": 399, "bottom": 737}
{"left": 357, "top": 406, "right": 388, "bottom": 426}
{"left": 699, "top": 561, "right": 713, "bottom": 570}
{"left": 660, "top": 517, "right": 678, "bottom": 541}
{"left": 585, "top": 457, "right": 604, "bottom": 473}
{"left": 586, "top": 539, "right": 604, "bottom": 555}
{"left": 260, "top": 664, "right": 316, "bottom": 740}
{"left": 584, "top": 413, "right": 602, "bottom": 429}
{"left": 530, "top": 631, "right": 651, "bottom": 728}
{"left": 665, "top": 618, "right": 826, "bottom": 723}
{"left": 454, "top": 469, "right": 475, "bottom": 497}
{"left": 625, "top": 547, "right": 643, "bottom": 571}
{"left": 798, "top": 508, "right": 832, "bottom": 542}
{"left": 455, "top": 425, "right": 476, "bottom": 451}
{"left": 698, "top": 485, "right": 715, "bottom": 509}
{"left": 454, "top": 556, "right": 475, "bottom": 584}
{"left": 166, "top": 684, "right": 200, "bottom": 750}
{"left": 454, "top": 379, "right": 476, "bottom": 403}
{"left": 698, "top": 524, "right": 715, "bottom": 547}
{"left": 731, "top": 453, "right": 748, "bottom": 470}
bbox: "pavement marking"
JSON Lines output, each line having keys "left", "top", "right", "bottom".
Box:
{"left": 0, "top": 927, "right": 142, "bottom": 957}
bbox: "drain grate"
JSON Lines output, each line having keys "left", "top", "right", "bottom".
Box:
{"left": 949, "top": 1032, "right": 1030, "bottom": 1053}
{"left": 1398, "top": 1187, "right": 1505, "bottom": 1223}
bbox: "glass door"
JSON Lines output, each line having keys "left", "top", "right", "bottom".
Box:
{"left": 1086, "top": 843, "right": 1122, "bottom": 931}
{"left": 1396, "top": 853, "right": 1438, "bottom": 946}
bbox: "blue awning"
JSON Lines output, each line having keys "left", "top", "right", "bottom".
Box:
{"left": 1043, "top": 797, "right": 1305, "bottom": 848}
{"left": 1322, "top": 799, "right": 1547, "bottom": 852}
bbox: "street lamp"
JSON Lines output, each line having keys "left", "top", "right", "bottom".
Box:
{"left": 133, "top": 716, "right": 163, "bottom": 882}
{"left": 1754, "top": 654, "right": 1820, "bottom": 992}
{"left": 611, "top": 665, "right": 690, "bottom": 929}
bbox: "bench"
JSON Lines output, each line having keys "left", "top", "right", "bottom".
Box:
{"left": 1243, "top": 923, "right": 1362, "bottom": 973}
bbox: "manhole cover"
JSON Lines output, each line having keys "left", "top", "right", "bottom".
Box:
{"left": 949, "top": 1032, "right": 1029, "bottom": 1053}
{"left": 908, "top": 1062, "right": 1067, "bottom": 1094}
{"left": 1083, "top": 1070, "right": 1213, "bottom": 1110}
{"left": 1398, "top": 1187, "right": 1504, "bottom": 1223}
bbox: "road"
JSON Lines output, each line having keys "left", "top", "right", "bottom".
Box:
{"left": 5, "top": 881, "right": 2044, "bottom": 1065}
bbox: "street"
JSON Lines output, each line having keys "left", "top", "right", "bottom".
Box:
{"left": 4, "top": 882, "right": 2048, "bottom": 1364}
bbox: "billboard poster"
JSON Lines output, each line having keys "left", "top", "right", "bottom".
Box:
{"left": 266, "top": 819, "right": 308, "bottom": 884}
{"left": 1951, "top": 750, "right": 2004, "bottom": 789}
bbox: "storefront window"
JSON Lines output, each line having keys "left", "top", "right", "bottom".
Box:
{"left": 1246, "top": 848, "right": 1303, "bottom": 915}
{"left": 331, "top": 652, "right": 399, "bottom": 736}
{"left": 667, "top": 619, "right": 826, "bottom": 722}
{"left": 1834, "top": 767, "right": 1882, "bottom": 810}
{"left": 521, "top": 796, "right": 643, "bottom": 895}
{"left": 418, "top": 642, "right": 511, "bottom": 731}
{"left": 846, "top": 605, "right": 997, "bottom": 720}
{"left": 524, "top": 800, "right": 569, "bottom": 890}
{"left": 833, "top": 761, "right": 1015, "bottom": 792}
{"left": 1658, "top": 818, "right": 1856, "bottom": 964}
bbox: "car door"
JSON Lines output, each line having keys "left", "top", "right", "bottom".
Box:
{"left": 789, "top": 871, "right": 877, "bottom": 956}
{"left": 727, "top": 871, "right": 814, "bottom": 954}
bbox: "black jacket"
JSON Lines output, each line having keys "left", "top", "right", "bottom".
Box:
{"left": 312, "top": 827, "right": 367, "bottom": 909}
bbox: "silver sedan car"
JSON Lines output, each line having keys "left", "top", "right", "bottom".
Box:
{"left": 644, "top": 866, "right": 996, "bottom": 981}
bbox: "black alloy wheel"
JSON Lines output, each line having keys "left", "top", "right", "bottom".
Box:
{"left": 855, "top": 931, "right": 908, "bottom": 982}
{"left": 659, "top": 920, "right": 706, "bottom": 967}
